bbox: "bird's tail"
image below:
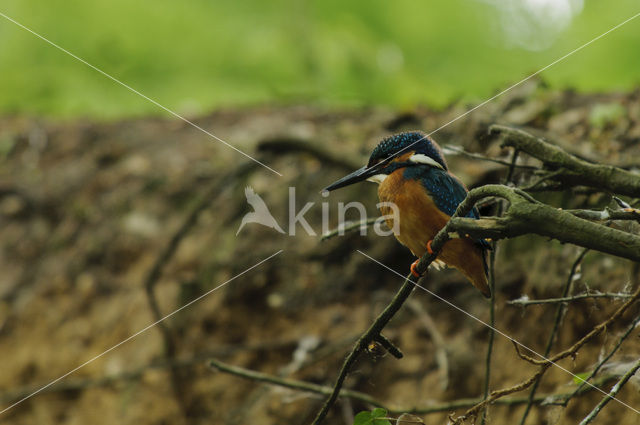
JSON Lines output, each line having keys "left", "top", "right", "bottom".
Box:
{"left": 481, "top": 246, "right": 489, "bottom": 277}
{"left": 441, "top": 239, "right": 492, "bottom": 298}
{"left": 471, "top": 267, "right": 491, "bottom": 299}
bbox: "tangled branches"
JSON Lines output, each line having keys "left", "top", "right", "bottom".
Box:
{"left": 173, "top": 125, "right": 640, "bottom": 425}
{"left": 308, "top": 126, "right": 640, "bottom": 424}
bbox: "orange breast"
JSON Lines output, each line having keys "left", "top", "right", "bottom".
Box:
{"left": 378, "top": 169, "right": 449, "bottom": 257}
{"left": 377, "top": 168, "right": 490, "bottom": 297}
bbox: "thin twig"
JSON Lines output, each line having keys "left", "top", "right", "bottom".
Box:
{"left": 518, "top": 248, "right": 589, "bottom": 424}
{"left": 313, "top": 186, "right": 521, "bottom": 425}
{"left": 322, "top": 190, "right": 640, "bottom": 259}
{"left": 407, "top": 299, "right": 449, "bottom": 390}
{"left": 257, "top": 137, "right": 360, "bottom": 171}
{"left": 579, "top": 357, "right": 640, "bottom": 425}
{"left": 437, "top": 186, "right": 640, "bottom": 263}
{"left": 311, "top": 274, "right": 417, "bottom": 424}
{"left": 519, "top": 169, "right": 564, "bottom": 191}
{"left": 313, "top": 142, "right": 640, "bottom": 423}
{"left": 562, "top": 313, "right": 640, "bottom": 406}
{"left": 490, "top": 125, "right": 640, "bottom": 197}
{"left": 143, "top": 162, "right": 259, "bottom": 337}
{"left": 548, "top": 286, "right": 640, "bottom": 363}
{"left": 481, "top": 148, "right": 518, "bottom": 424}
{"left": 505, "top": 149, "right": 520, "bottom": 184}
{"left": 480, "top": 241, "right": 498, "bottom": 425}
{"left": 567, "top": 208, "right": 640, "bottom": 222}
{"left": 508, "top": 292, "right": 633, "bottom": 306}
{"left": 452, "top": 366, "right": 553, "bottom": 424}
{"left": 373, "top": 334, "right": 404, "bottom": 359}
{"left": 451, "top": 285, "right": 640, "bottom": 423}
{"left": 442, "top": 145, "right": 537, "bottom": 170}
{"left": 141, "top": 163, "right": 259, "bottom": 414}
{"left": 210, "top": 358, "right": 381, "bottom": 406}
{"left": 208, "top": 357, "right": 614, "bottom": 415}
{"left": 511, "top": 341, "right": 546, "bottom": 366}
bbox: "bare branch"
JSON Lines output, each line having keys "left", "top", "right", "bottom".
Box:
{"left": 373, "top": 334, "right": 404, "bottom": 359}
{"left": 519, "top": 248, "right": 589, "bottom": 424}
{"left": 451, "top": 366, "right": 553, "bottom": 423}
{"left": 442, "top": 145, "right": 538, "bottom": 170}
{"left": 508, "top": 292, "right": 633, "bottom": 307}
{"left": 562, "top": 313, "right": 640, "bottom": 406}
{"left": 547, "top": 286, "right": 640, "bottom": 364}
{"left": 431, "top": 185, "right": 640, "bottom": 264}
{"left": 207, "top": 358, "right": 614, "bottom": 415}
{"left": 257, "top": 137, "right": 360, "bottom": 171}
{"left": 480, "top": 149, "right": 519, "bottom": 425}
{"left": 210, "top": 358, "right": 382, "bottom": 407}
{"left": 407, "top": 300, "right": 449, "bottom": 390}
{"left": 312, "top": 132, "right": 640, "bottom": 424}
{"left": 490, "top": 125, "right": 640, "bottom": 197}
{"left": 450, "top": 285, "right": 640, "bottom": 423}
{"left": 313, "top": 184, "right": 640, "bottom": 423}
{"left": 567, "top": 208, "right": 640, "bottom": 222}
{"left": 511, "top": 340, "right": 547, "bottom": 366}
{"left": 311, "top": 274, "right": 417, "bottom": 425}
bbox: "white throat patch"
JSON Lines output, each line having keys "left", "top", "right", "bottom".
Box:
{"left": 366, "top": 174, "right": 387, "bottom": 185}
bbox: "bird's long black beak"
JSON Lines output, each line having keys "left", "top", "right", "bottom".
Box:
{"left": 323, "top": 165, "right": 380, "bottom": 192}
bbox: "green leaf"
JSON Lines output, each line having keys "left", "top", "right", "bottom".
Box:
{"left": 353, "top": 411, "right": 373, "bottom": 425}
{"left": 353, "top": 409, "right": 392, "bottom": 425}
{"left": 371, "top": 408, "right": 387, "bottom": 418}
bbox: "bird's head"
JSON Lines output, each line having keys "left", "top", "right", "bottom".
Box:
{"left": 324, "top": 131, "right": 448, "bottom": 192}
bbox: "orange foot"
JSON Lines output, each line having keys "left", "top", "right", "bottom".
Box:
{"left": 426, "top": 239, "right": 434, "bottom": 255}
{"left": 410, "top": 260, "right": 421, "bottom": 278}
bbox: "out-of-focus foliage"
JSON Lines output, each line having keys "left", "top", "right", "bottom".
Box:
{"left": 0, "top": 0, "right": 639, "bottom": 118}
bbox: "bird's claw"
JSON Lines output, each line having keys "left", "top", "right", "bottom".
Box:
{"left": 427, "top": 240, "right": 434, "bottom": 255}
{"left": 411, "top": 240, "right": 436, "bottom": 277}
{"left": 410, "top": 260, "right": 422, "bottom": 278}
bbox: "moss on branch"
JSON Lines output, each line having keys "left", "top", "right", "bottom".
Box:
{"left": 416, "top": 185, "right": 640, "bottom": 275}
{"left": 311, "top": 126, "right": 640, "bottom": 424}
{"left": 489, "top": 125, "right": 640, "bottom": 197}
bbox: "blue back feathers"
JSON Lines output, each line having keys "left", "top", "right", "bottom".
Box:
{"left": 403, "top": 167, "right": 477, "bottom": 218}
{"left": 368, "top": 131, "right": 448, "bottom": 170}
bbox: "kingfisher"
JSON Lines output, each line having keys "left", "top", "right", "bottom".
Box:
{"left": 323, "top": 131, "right": 491, "bottom": 298}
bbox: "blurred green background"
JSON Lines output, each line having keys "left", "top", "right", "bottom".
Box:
{"left": 0, "top": 0, "right": 639, "bottom": 118}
